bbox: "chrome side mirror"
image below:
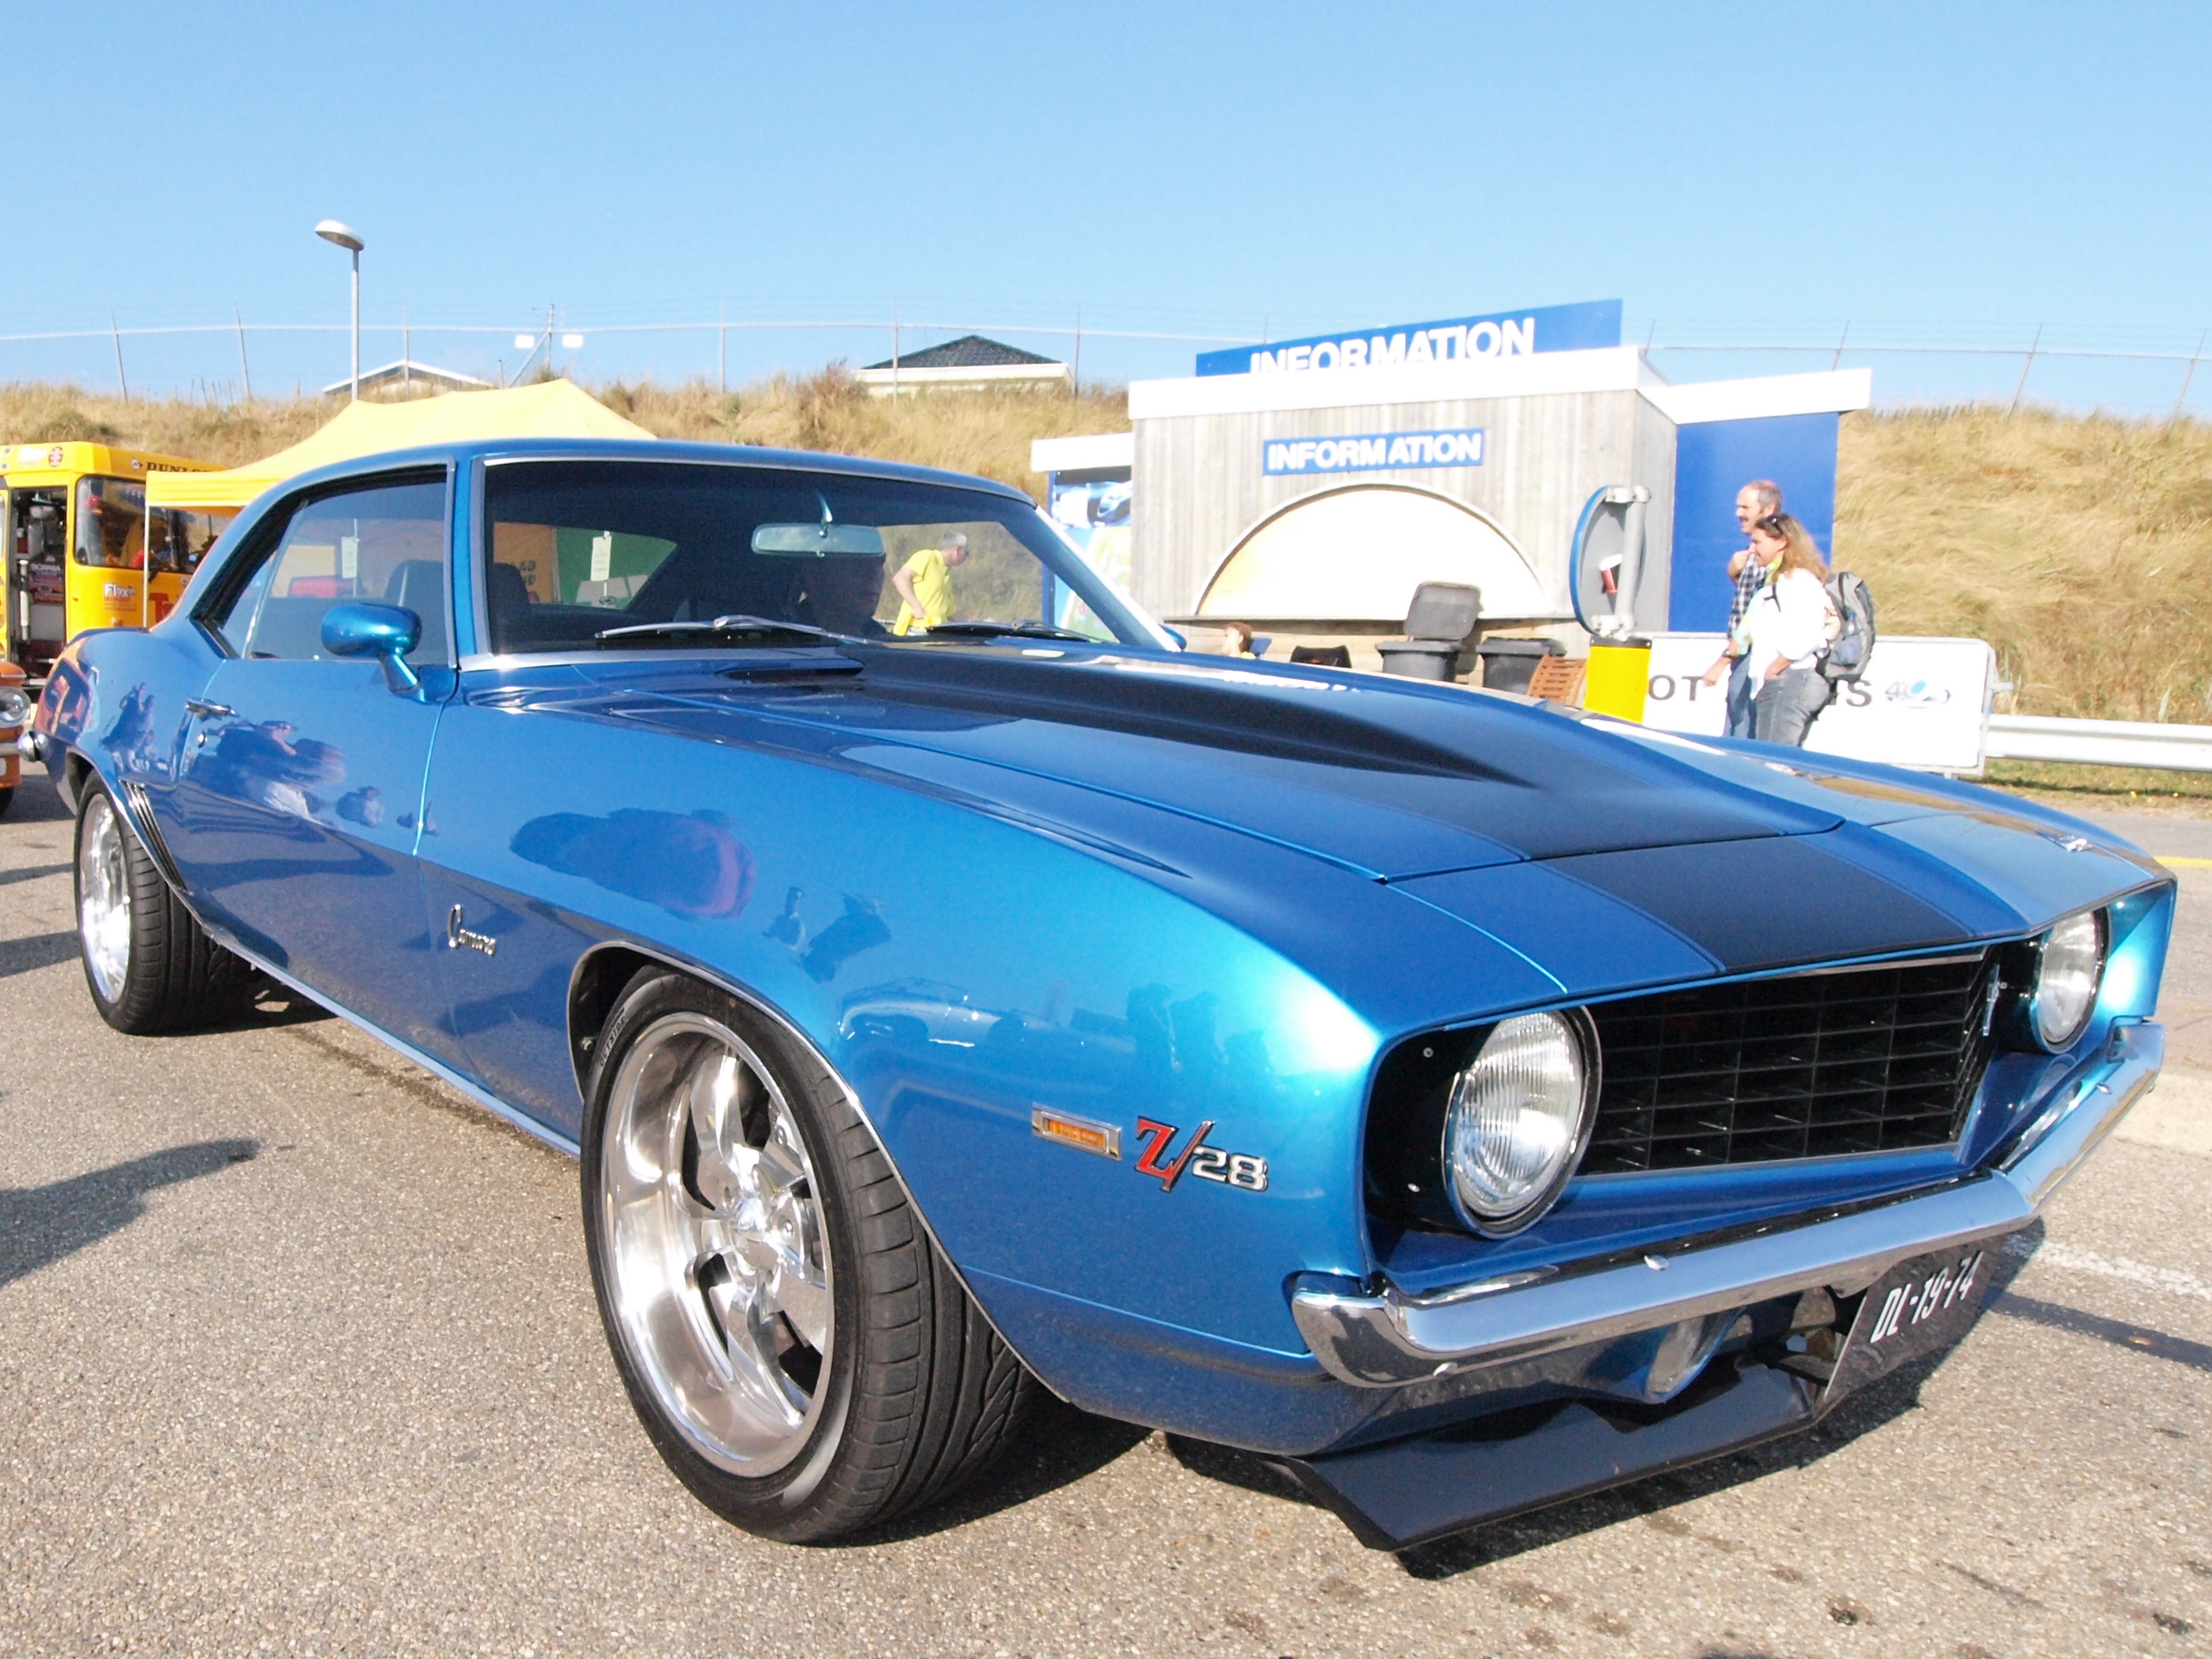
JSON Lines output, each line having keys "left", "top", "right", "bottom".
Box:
{"left": 321, "top": 601, "right": 423, "bottom": 695}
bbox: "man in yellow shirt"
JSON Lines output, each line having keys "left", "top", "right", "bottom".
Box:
{"left": 891, "top": 530, "right": 969, "bottom": 635}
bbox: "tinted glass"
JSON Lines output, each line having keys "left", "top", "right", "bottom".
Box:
{"left": 482, "top": 461, "right": 1151, "bottom": 655}
{"left": 209, "top": 478, "right": 449, "bottom": 663}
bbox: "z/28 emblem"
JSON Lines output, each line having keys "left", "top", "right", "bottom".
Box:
{"left": 1029, "top": 1108, "right": 1269, "bottom": 1193}
{"left": 1133, "top": 1117, "right": 1268, "bottom": 1193}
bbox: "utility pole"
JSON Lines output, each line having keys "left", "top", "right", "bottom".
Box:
{"left": 2009, "top": 325, "right": 2043, "bottom": 417}
{"left": 234, "top": 305, "right": 253, "bottom": 405}
{"left": 111, "top": 313, "right": 128, "bottom": 400}
{"left": 2174, "top": 329, "right": 2207, "bottom": 424}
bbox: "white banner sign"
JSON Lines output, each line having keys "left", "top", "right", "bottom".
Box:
{"left": 1639, "top": 634, "right": 1997, "bottom": 774}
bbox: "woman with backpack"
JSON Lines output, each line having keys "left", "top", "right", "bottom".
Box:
{"left": 1741, "top": 512, "right": 1842, "bottom": 747}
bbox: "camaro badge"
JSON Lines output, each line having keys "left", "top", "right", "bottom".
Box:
{"left": 1133, "top": 1117, "right": 1269, "bottom": 1193}
{"left": 445, "top": 905, "right": 498, "bottom": 956}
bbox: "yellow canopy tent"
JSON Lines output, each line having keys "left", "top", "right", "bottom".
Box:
{"left": 144, "top": 380, "right": 654, "bottom": 512}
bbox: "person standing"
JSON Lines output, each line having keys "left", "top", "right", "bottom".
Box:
{"left": 891, "top": 530, "right": 969, "bottom": 635}
{"left": 1700, "top": 479, "right": 1783, "bottom": 736}
{"left": 1741, "top": 512, "right": 1840, "bottom": 747}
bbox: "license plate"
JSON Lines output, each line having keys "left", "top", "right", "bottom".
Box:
{"left": 1825, "top": 1241, "right": 1999, "bottom": 1400}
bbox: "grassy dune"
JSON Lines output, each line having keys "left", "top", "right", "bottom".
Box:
{"left": 6, "top": 376, "right": 2207, "bottom": 727}
{"left": 0, "top": 371, "right": 1130, "bottom": 492}
{"left": 1838, "top": 407, "right": 2212, "bottom": 724}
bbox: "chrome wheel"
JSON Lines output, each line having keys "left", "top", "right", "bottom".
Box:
{"left": 78, "top": 793, "right": 133, "bottom": 1004}
{"left": 601, "top": 1013, "right": 833, "bottom": 1475}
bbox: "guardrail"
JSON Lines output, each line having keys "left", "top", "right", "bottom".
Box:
{"left": 1984, "top": 714, "right": 2212, "bottom": 774}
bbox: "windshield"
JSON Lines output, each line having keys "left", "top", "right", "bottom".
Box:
{"left": 482, "top": 460, "right": 1156, "bottom": 655}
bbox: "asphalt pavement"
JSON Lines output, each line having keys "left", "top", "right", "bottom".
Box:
{"left": 3, "top": 766, "right": 2207, "bottom": 1657}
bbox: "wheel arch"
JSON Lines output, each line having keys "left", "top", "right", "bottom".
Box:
{"left": 561, "top": 934, "right": 1055, "bottom": 1394}
{"left": 60, "top": 745, "right": 91, "bottom": 814}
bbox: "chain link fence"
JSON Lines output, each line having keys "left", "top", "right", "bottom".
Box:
{"left": 2, "top": 310, "right": 2207, "bottom": 419}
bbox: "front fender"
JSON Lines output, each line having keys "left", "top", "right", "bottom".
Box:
{"left": 34, "top": 628, "right": 218, "bottom": 813}
{"left": 420, "top": 689, "right": 1395, "bottom": 1370}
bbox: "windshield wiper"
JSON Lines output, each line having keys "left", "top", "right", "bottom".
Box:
{"left": 912, "top": 620, "right": 1092, "bottom": 643}
{"left": 595, "top": 614, "right": 845, "bottom": 647}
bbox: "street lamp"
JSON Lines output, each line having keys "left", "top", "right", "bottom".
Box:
{"left": 314, "top": 220, "right": 364, "bottom": 401}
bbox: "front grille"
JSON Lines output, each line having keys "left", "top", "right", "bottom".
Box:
{"left": 1582, "top": 952, "right": 1998, "bottom": 1173}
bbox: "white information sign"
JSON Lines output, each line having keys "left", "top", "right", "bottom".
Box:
{"left": 1639, "top": 634, "right": 1997, "bottom": 775}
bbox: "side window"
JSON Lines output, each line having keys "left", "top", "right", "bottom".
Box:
{"left": 74, "top": 477, "right": 145, "bottom": 569}
{"left": 208, "top": 478, "right": 449, "bottom": 663}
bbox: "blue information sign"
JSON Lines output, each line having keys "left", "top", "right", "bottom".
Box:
{"left": 1262, "top": 427, "right": 1485, "bottom": 476}
{"left": 1198, "top": 299, "right": 1621, "bottom": 377}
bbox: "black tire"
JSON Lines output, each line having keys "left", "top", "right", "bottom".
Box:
{"left": 582, "top": 967, "right": 1036, "bottom": 1542}
{"left": 74, "top": 782, "right": 256, "bottom": 1034}
{"left": 0, "top": 785, "right": 13, "bottom": 819}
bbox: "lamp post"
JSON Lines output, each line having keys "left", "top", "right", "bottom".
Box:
{"left": 314, "top": 220, "right": 364, "bottom": 400}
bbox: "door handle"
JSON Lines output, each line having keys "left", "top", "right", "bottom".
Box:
{"left": 183, "top": 698, "right": 234, "bottom": 719}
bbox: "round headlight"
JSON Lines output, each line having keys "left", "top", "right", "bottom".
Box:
{"left": 1443, "top": 1011, "right": 1596, "bottom": 1235}
{"left": 2032, "top": 909, "right": 2106, "bottom": 1049}
{"left": 0, "top": 687, "right": 28, "bottom": 725}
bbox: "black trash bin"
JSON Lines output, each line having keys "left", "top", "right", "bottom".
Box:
{"left": 1375, "top": 640, "right": 1460, "bottom": 679}
{"left": 1379, "top": 583, "right": 1483, "bottom": 682}
{"left": 1476, "top": 636, "right": 1563, "bottom": 694}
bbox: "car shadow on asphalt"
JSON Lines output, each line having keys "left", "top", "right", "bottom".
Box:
{"left": 0, "top": 930, "right": 80, "bottom": 980}
{"left": 4, "top": 771, "right": 75, "bottom": 825}
{"left": 0, "top": 1138, "right": 261, "bottom": 1288}
{"left": 1150, "top": 1234, "right": 2061, "bottom": 1579}
{"left": 835, "top": 1393, "right": 1152, "bottom": 1546}
{"left": 225, "top": 984, "right": 338, "bottom": 1031}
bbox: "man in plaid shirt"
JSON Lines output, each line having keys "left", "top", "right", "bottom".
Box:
{"left": 1702, "top": 479, "right": 1783, "bottom": 737}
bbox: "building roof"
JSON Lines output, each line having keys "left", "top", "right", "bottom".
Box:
{"left": 864, "top": 334, "right": 1061, "bottom": 371}
{"left": 322, "top": 359, "right": 493, "bottom": 397}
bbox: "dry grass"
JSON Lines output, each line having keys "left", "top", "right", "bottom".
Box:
{"left": 8, "top": 378, "right": 2208, "bottom": 727}
{"left": 0, "top": 381, "right": 336, "bottom": 469}
{"left": 0, "top": 368, "right": 1129, "bottom": 495}
{"left": 1837, "top": 406, "right": 2212, "bottom": 722}
{"left": 600, "top": 369, "right": 1131, "bottom": 491}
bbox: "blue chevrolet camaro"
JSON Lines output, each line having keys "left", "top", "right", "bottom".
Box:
{"left": 30, "top": 439, "right": 2171, "bottom": 1548}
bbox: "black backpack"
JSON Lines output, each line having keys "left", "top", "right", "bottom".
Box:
{"left": 1820, "top": 570, "right": 1877, "bottom": 683}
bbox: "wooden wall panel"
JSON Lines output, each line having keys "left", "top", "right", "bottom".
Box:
{"left": 1131, "top": 390, "right": 1678, "bottom": 622}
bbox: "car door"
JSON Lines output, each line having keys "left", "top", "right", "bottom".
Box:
{"left": 154, "top": 469, "right": 463, "bottom": 1061}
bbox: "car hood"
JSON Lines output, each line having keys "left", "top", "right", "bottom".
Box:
{"left": 532, "top": 645, "right": 2166, "bottom": 998}
{"left": 596, "top": 645, "right": 1846, "bottom": 875}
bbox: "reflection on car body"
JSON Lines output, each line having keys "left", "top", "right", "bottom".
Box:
{"left": 30, "top": 436, "right": 2175, "bottom": 1551}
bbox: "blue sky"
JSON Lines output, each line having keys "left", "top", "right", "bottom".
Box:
{"left": 5, "top": 2, "right": 2207, "bottom": 408}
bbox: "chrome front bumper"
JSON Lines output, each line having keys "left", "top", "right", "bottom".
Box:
{"left": 1293, "top": 1021, "right": 2161, "bottom": 1388}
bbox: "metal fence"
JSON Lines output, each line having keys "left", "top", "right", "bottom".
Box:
{"left": 1985, "top": 715, "right": 2212, "bottom": 775}
{"left": 3, "top": 310, "right": 2208, "bottom": 418}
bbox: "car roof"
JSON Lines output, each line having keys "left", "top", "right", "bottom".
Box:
{"left": 264, "top": 436, "right": 1037, "bottom": 506}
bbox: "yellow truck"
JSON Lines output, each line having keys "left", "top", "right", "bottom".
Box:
{"left": 2, "top": 442, "right": 231, "bottom": 681}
